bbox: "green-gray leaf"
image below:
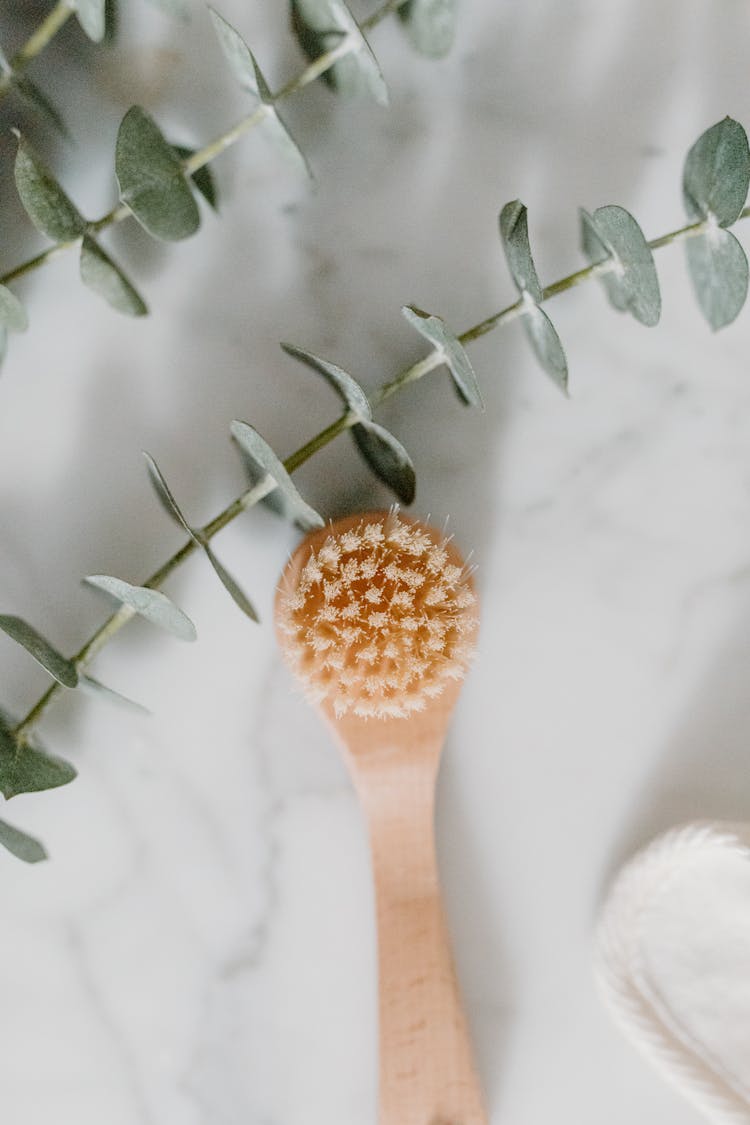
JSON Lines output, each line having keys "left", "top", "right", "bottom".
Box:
{"left": 0, "top": 327, "right": 8, "bottom": 367}
{"left": 204, "top": 17, "right": 313, "bottom": 179}
{"left": 280, "top": 342, "right": 371, "bottom": 418}
{"left": 290, "top": 0, "right": 388, "bottom": 105}
{"left": 519, "top": 301, "right": 568, "bottom": 393}
{"left": 73, "top": 0, "right": 106, "bottom": 41}
{"left": 239, "top": 460, "right": 306, "bottom": 527}
{"left": 14, "top": 138, "right": 85, "bottom": 241}
{"left": 199, "top": 541, "right": 259, "bottom": 622}
{"left": 230, "top": 420, "right": 325, "bottom": 530}
{"left": 209, "top": 7, "right": 263, "bottom": 100}
{"left": 499, "top": 199, "right": 543, "bottom": 303}
{"left": 0, "top": 616, "right": 78, "bottom": 687}
{"left": 0, "top": 286, "right": 28, "bottom": 333}
{"left": 683, "top": 117, "right": 750, "bottom": 228}
{"left": 401, "top": 305, "right": 483, "bottom": 409}
{"left": 263, "top": 113, "right": 313, "bottom": 179}
{"left": 143, "top": 452, "right": 194, "bottom": 534}
{"left": 80, "top": 236, "right": 148, "bottom": 317}
{"left": 0, "top": 818, "right": 47, "bottom": 863}
{"left": 143, "top": 452, "right": 260, "bottom": 621}
{"left": 290, "top": 0, "right": 341, "bottom": 90}
{"left": 580, "top": 205, "right": 661, "bottom": 327}
{"left": 84, "top": 575, "right": 197, "bottom": 640}
{"left": 12, "top": 76, "right": 68, "bottom": 135}
{"left": 79, "top": 675, "right": 150, "bottom": 715}
{"left": 352, "top": 421, "right": 416, "bottom": 505}
{"left": 685, "top": 227, "right": 749, "bottom": 331}
{"left": 116, "top": 106, "right": 200, "bottom": 241}
{"left": 0, "top": 712, "right": 77, "bottom": 799}
{"left": 0, "top": 743, "right": 77, "bottom": 800}
{"left": 398, "top": 0, "right": 456, "bottom": 58}
{"left": 204, "top": 12, "right": 313, "bottom": 178}
{"left": 172, "top": 147, "right": 219, "bottom": 210}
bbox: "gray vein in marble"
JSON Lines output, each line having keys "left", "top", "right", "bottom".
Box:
{"left": 66, "top": 921, "right": 159, "bottom": 1125}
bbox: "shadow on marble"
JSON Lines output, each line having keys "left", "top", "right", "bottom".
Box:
{"left": 604, "top": 595, "right": 750, "bottom": 881}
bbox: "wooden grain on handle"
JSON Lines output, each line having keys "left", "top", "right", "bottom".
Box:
{"left": 353, "top": 745, "right": 487, "bottom": 1125}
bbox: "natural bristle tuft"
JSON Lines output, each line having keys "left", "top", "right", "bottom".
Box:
{"left": 277, "top": 511, "right": 478, "bottom": 719}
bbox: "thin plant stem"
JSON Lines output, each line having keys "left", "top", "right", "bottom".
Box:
{"left": 0, "top": 2, "right": 74, "bottom": 100}
{"left": 361, "top": 0, "right": 411, "bottom": 30}
{"left": 12, "top": 203, "right": 750, "bottom": 744}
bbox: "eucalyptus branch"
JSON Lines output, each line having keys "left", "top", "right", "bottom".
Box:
{"left": 12, "top": 189, "right": 750, "bottom": 747}
{"left": 3, "top": 103, "right": 750, "bottom": 868}
{"left": 0, "top": 1, "right": 74, "bottom": 101}
{"left": 0, "top": 0, "right": 409, "bottom": 293}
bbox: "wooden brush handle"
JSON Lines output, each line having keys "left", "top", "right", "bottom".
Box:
{"left": 355, "top": 750, "right": 487, "bottom": 1125}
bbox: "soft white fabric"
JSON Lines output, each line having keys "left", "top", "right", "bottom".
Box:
{"left": 596, "top": 824, "right": 750, "bottom": 1124}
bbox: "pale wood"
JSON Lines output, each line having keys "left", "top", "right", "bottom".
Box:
{"left": 277, "top": 512, "right": 487, "bottom": 1125}
{"left": 331, "top": 700, "right": 487, "bottom": 1125}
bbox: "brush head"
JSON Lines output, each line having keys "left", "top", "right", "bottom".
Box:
{"left": 276, "top": 509, "right": 478, "bottom": 720}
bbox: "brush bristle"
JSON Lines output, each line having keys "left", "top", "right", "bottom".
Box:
{"left": 277, "top": 511, "right": 478, "bottom": 719}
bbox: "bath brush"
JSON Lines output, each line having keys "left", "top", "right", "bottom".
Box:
{"left": 276, "top": 508, "right": 486, "bottom": 1125}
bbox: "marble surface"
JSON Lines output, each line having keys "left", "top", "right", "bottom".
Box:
{"left": 1, "top": 1, "right": 750, "bottom": 1122}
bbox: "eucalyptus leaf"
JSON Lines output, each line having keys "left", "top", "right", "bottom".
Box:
{"left": 499, "top": 199, "right": 543, "bottom": 303}
{"left": 204, "top": 14, "right": 313, "bottom": 178}
{"left": 580, "top": 205, "right": 661, "bottom": 327}
{"left": 79, "top": 675, "right": 150, "bottom": 715}
{"left": 116, "top": 106, "right": 200, "bottom": 241}
{"left": 290, "top": 0, "right": 342, "bottom": 90}
{"left": 0, "top": 711, "right": 77, "bottom": 799}
{"left": 280, "top": 342, "right": 371, "bottom": 418}
{"left": 683, "top": 117, "right": 750, "bottom": 228}
{"left": 263, "top": 114, "right": 313, "bottom": 179}
{"left": 204, "top": 17, "right": 312, "bottom": 179}
{"left": 240, "top": 459, "right": 307, "bottom": 527}
{"left": 398, "top": 0, "right": 456, "bottom": 58}
{"left": 84, "top": 575, "right": 197, "bottom": 641}
{"left": 519, "top": 301, "right": 568, "bottom": 393}
{"left": 0, "top": 286, "right": 28, "bottom": 333}
{"left": 143, "top": 451, "right": 260, "bottom": 621}
{"left": 14, "top": 138, "right": 85, "bottom": 242}
{"left": 0, "top": 818, "right": 47, "bottom": 864}
{"left": 685, "top": 227, "right": 749, "bottom": 331}
{"left": 0, "top": 743, "right": 77, "bottom": 800}
{"left": 73, "top": 0, "right": 106, "bottom": 41}
{"left": 208, "top": 7, "right": 262, "bottom": 100}
{"left": 80, "top": 236, "right": 148, "bottom": 317}
{"left": 230, "top": 420, "right": 325, "bottom": 529}
{"left": 143, "top": 452, "right": 194, "bottom": 535}
{"left": 290, "top": 0, "right": 388, "bottom": 105}
{"left": 172, "top": 147, "right": 219, "bottom": 210}
{"left": 0, "top": 327, "right": 8, "bottom": 367}
{"left": 13, "top": 77, "right": 68, "bottom": 135}
{"left": 401, "top": 305, "right": 483, "bottom": 409}
{"left": 199, "top": 540, "right": 259, "bottom": 622}
{"left": 352, "top": 420, "right": 416, "bottom": 505}
{"left": 0, "top": 615, "right": 78, "bottom": 687}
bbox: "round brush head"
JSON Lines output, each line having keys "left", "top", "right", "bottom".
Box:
{"left": 276, "top": 509, "right": 478, "bottom": 720}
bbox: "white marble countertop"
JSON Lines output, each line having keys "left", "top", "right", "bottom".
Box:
{"left": 1, "top": 1, "right": 749, "bottom": 1122}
